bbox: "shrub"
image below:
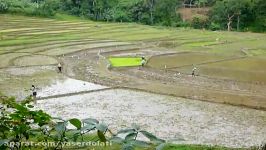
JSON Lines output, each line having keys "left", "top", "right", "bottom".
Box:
{"left": 2, "top": 0, "right": 58, "bottom": 17}
{"left": 175, "top": 21, "right": 190, "bottom": 28}
{"left": 191, "top": 14, "right": 209, "bottom": 29}
{"left": 210, "top": 22, "right": 221, "bottom": 31}
{"left": 37, "top": 0, "right": 59, "bottom": 17}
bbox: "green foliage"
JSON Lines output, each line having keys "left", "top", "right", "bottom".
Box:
{"left": 38, "top": 0, "right": 59, "bottom": 16}
{"left": 58, "top": 0, "right": 182, "bottom": 26}
{"left": 1, "top": 0, "right": 265, "bottom": 32}
{"left": 0, "top": 0, "right": 9, "bottom": 13}
{"left": 191, "top": 14, "right": 209, "bottom": 29}
{"left": 3, "top": 0, "right": 58, "bottom": 17}
{"left": 111, "top": 123, "right": 166, "bottom": 150}
{"left": 251, "top": 0, "right": 266, "bottom": 32}
{"left": 209, "top": 22, "right": 221, "bottom": 30}
{"left": 210, "top": 0, "right": 255, "bottom": 31}
{"left": 153, "top": 0, "right": 181, "bottom": 26}
{"left": 176, "top": 21, "right": 191, "bottom": 28}
{"left": 0, "top": 96, "right": 51, "bottom": 149}
{"left": 69, "top": 118, "right": 82, "bottom": 130}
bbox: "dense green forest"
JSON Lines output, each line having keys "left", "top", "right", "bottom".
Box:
{"left": 0, "top": 0, "right": 265, "bottom": 32}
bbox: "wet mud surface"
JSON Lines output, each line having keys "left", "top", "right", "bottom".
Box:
{"left": 38, "top": 78, "right": 107, "bottom": 98}
{"left": 35, "top": 89, "right": 266, "bottom": 148}
{"left": 64, "top": 50, "right": 266, "bottom": 110}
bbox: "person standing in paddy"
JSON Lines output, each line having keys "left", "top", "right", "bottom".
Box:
{"left": 192, "top": 66, "right": 197, "bottom": 77}
{"left": 31, "top": 85, "right": 37, "bottom": 99}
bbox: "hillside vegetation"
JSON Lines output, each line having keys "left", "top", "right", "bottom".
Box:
{"left": 0, "top": 0, "right": 265, "bottom": 32}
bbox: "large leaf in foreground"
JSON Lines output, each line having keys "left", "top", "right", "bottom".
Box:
{"left": 97, "top": 130, "right": 107, "bottom": 142}
{"left": 122, "top": 143, "right": 134, "bottom": 150}
{"left": 156, "top": 143, "right": 167, "bottom": 150}
{"left": 69, "top": 118, "right": 82, "bottom": 130}
{"left": 55, "top": 122, "right": 67, "bottom": 133}
{"left": 140, "top": 131, "right": 165, "bottom": 143}
{"left": 83, "top": 118, "right": 99, "bottom": 125}
{"left": 117, "top": 129, "right": 135, "bottom": 134}
{"left": 130, "top": 140, "right": 150, "bottom": 148}
{"left": 110, "top": 137, "right": 124, "bottom": 144}
{"left": 81, "top": 124, "right": 95, "bottom": 132}
{"left": 125, "top": 132, "right": 137, "bottom": 141}
{"left": 0, "top": 139, "right": 9, "bottom": 147}
{"left": 96, "top": 123, "right": 108, "bottom": 132}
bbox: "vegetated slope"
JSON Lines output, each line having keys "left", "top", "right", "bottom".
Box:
{"left": 178, "top": 7, "right": 210, "bottom": 21}
{"left": 118, "top": 0, "right": 143, "bottom": 6}
{"left": 1, "top": 0, "right": 264, "bottom": 31}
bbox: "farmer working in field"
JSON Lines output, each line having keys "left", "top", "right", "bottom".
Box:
{"left": 141, "top": 56, "right": 146, "bottom": 67}
{"left": 58, "top": 63, "right": 62, "bottom": 73}
{"left": 192, "top": 66, "right": 197, "bottom": 77}
{"left": 31, "top": 85, "right": 37, "bottom": 99}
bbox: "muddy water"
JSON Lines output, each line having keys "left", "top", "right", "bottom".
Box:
{"left": 0, "top": 69, "right": 107, "bottom": 100}
{"left": 38, "top": 78, "right": 107, "bottom": 98}
{"left": 35, "top": 89, "right": 266, "bottom": 148}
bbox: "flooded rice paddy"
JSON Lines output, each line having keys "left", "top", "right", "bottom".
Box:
{"left": 175, "top": 57, "right": 266, "bottom": 82}
{"left": 13, "top": 55, "right": 58, "bottom": 66}
{"left": 35, "top": 87, "right": 266, "bottom": 148}
{"left": 38, "top": 78, "right": 107, "bottom": 98}
{"left": 147, "top": 52, "right": 232, "bottom": 69}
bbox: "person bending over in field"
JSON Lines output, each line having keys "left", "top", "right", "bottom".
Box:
{"left": 58, "top": 63, "right": 62, "bottom": 73}
{"left": 141, "top": 56, "right": 146, "bottom": 67}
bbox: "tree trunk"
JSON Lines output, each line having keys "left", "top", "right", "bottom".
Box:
{"left": 237, "top": 15, "right": 240, "bottom": 31}
{"left": 227, "top": 14, "right": 235, "bottom": 31}
{"left": 190, "top": 0, "right": 193, "bottom": 8}
{"left": 227, "top": 21, "right": 231, "bottom": 31}
{"left": 93, "top": 0, "right": 98, "bottom": 20}
{"left": 148, "top": 0, "right": 154, "bottom": 25}
{"left": 150, "top": 11, "right": 153, "bottom": 25}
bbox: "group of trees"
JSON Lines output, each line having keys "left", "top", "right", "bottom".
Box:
{"left": 0, "top": 0, "right": 58, "bottom": 16}
{"left": 187, "top": 0, "right": 265, "bottom": 32}
{"left": 58, "top": 0, "right": 181, "bottom": 26}
{"left": 210, "top": 0, "right": 266, "bottom": 32}
{"left": 182, "top": 0, "right": 216, "bottom": 8}
{"left": 0, "top": 0, "right": 265, "bottom": 32}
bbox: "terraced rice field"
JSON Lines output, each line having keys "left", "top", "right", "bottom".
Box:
{"left": 1, "top": 14, "right": 266, "bottom": 148}
{"left": 147, "top": 52, "right": 233, "bottom": 69}
{"left": 0, "top": 13, "right": 266, "bottom": 103}
{"left": 0, "top": 13, "right": 265, "bottom": 99}
{"left": 169, "top": 57, "right": 266, "bottom": 82}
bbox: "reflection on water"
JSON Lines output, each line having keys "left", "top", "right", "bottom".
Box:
{"left": 38, "top": 78, "right": 107, "bottom": 97}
